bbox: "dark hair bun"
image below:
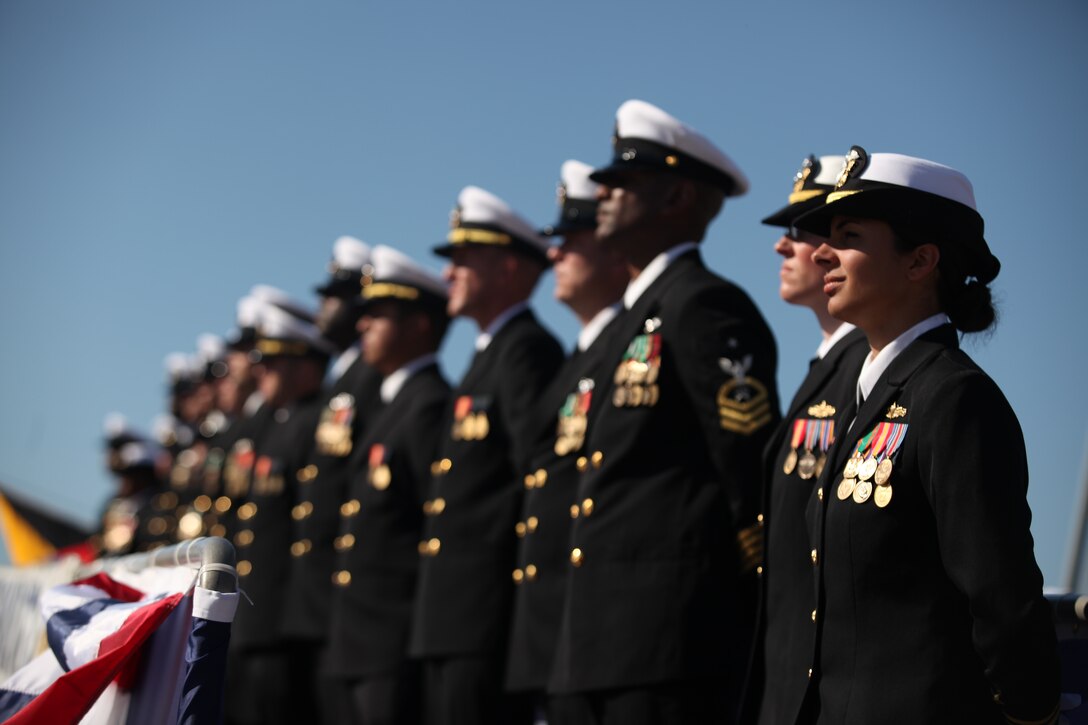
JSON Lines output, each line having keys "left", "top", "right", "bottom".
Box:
{"left": 942, "top": 277, "right": 997, "bottom": 333}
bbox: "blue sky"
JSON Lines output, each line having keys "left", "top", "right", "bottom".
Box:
{"left": 1, "top": 0, "right": 1086, "bottom": 585}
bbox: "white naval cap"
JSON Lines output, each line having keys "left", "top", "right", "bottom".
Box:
{"left": 195, "top": 333, "right": 229, "bottom": 379}
{"left": 237, "top": 295, "right": 263, "bottom": 328}
{"left": 590, "top": 99, "right": 749, "bottom": 197}
{"left": 196, "top": 333, "right": 225, "bottom": 364}
{"left": 225, "top": 294, "right": 264, "bottom": 351}
{"left": 103, "top": 412, "right": 130, "bottom": 440}
{"left": 361, "top": 245, "right": 449, "bottom": 311}
{"left": 164, "top": 352, "right": 201, "bottom": 392}
{"left": 315, "top": 236, "right": 373, "bottom": 297}
{"left": 793, "top": 145, "right": 998, "bottom": 283}
{"left": 252, "top": 300, "right": 337, "bottom": 359}
{"left": 117, "top": 440, "right": 160, "bottom": 471}
{"left": 762, "top": 154, "right": 847, "bottom": 228}
{"left": 434, "top": 185, "right": 551, "bottom": 265}
{"left": 104, "top": 414, "right": 147, "bottom": 471}
{"left": 248, "top": 284, "right": 316, "bottom": 323}
{"left": 152, "top": 413, "right": 185, "bottom": 449}
{"left": 541, "top": 160, "right": 601, "bottom": 237}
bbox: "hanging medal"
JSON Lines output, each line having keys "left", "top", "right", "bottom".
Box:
{"left": 815, "top": 419, "right": 834, "bottom": 478}
{"left": 452, "top": 395, "right": 490, "bottom": 441}
{"left": 369, "top": 444, "right": 392, "bottom": 490}
{"left": 855, "top": 423, "right": 892, "bottom": 503}
{"left": 873, "top": 422, "right": 908, "bottom": 508}
{"left": 224, "top": 439, "right": 255, "bottom": 498}
{"left": 782, "top": 419, "right": 805, "bottom": 475}
{"left": 798, "top": 421, "right": 820, "bottom": 480}
{"left": 858, "top": 422, "right": 891, "bottom": 482}
{"left": 838, "top": 427, "right": 875, "bottom": 501}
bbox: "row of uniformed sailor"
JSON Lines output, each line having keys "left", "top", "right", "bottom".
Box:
{"left": 93, "top": 96, "right": 1065, "bottom": 725}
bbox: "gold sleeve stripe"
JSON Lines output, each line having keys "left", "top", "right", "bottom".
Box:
{"left": 719, "top": 401, "right": 772, "bottom": 422}
{"left": 720, "top": 410, "right": 774, "bottom": 435}
{"left": 737, "top": 524, "right": 764, "bottom": 573}
{"left": 447, "top": 228, "right": 512, "bottom": 245}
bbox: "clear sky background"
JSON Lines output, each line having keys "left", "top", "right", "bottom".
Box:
{"left": 1, "top": 0, "right": 1085, "bottom": 585}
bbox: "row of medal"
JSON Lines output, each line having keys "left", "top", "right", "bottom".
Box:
{"left": 836, "top": 421, "right": 908, "bottom": 508}
{"left": 613, "top": 321, "right": 662, "bottom": 409}
{"left": 315, "top": 392, "right": 357, "bottom": 457}
{"left": 451, "top": 395, "right": 491, "bottom": 441}
{"left": 782, "top": 417, "right": 835, "bottom": 480}
{"left": 554, "top": 378, "right": 593, "bottom": 456}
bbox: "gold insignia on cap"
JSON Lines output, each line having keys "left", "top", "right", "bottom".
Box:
{"left": 807, "top": 400, "right": 836, "bottom": 419}
{"left": 793, "top": 156, "right": 815, "bottom": 194}
{"left": 665, "top": 155, "right": 678, "bottom": 166}
{"left": 448, "top": 206, "right": 462, "bottom": 230}
{"left": 886, "top": 402, "right": 907, "bottom": 419}
{"left": 557, "top": 182, "right": 568, "bottom": 202}
{"left": 835, "top": 145, "right": 869, "bottom": 190}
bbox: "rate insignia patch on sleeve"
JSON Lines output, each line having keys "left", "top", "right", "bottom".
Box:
{"left": 716, "top": 356, "right": 772, "bottom": 435}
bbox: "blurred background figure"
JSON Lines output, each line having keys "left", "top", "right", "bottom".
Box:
{"left": 98, "top": 439, "right": 175, "bottom": 555}
{"left": 226, "top": 295, "right": 336, "bottom": 725}
{"left": 281, "top": 235, "right": 384, "bottom": 725}
{"left": 505, "top": 160, "right": 629, "bottom": 721}
{"left": 325, "top": 244, "right": 452, "bottom": 725}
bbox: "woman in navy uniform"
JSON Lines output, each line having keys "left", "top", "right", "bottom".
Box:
{"left": 783, "top": 147, "right": 1060, "bottom": 724}
{"left": 746, "top": 155, "right": 870, "bottom": 725}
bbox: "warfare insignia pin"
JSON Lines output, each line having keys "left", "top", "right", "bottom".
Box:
{"left": 807, "top": 400, "right": 836, "bottom": 419}
{"left": 885, "top": 403, "right": 907, "bottom": 419}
